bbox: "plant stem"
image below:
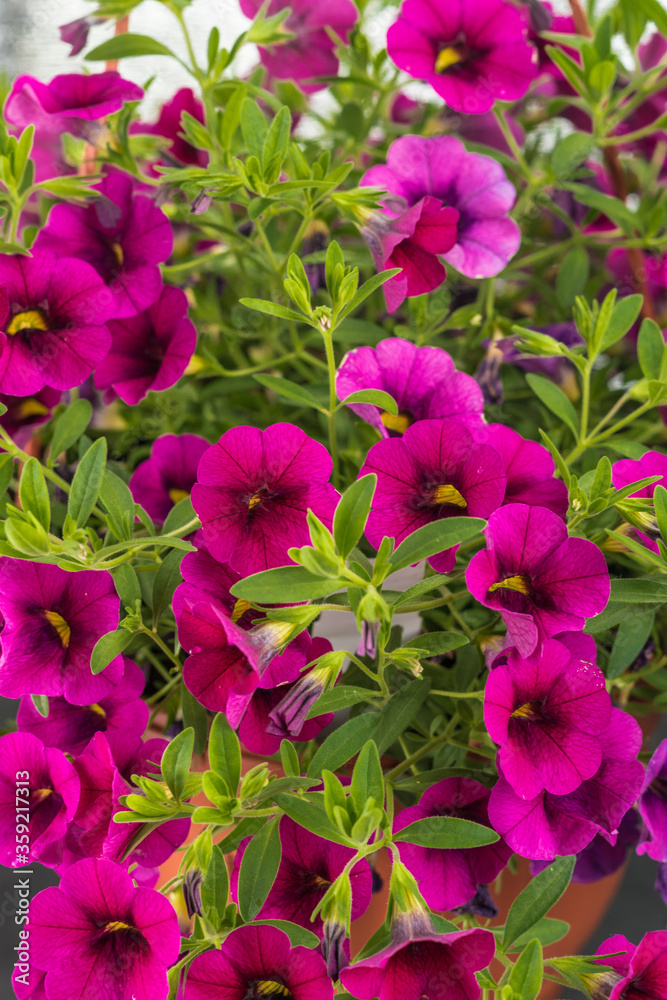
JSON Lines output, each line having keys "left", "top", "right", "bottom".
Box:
{"left": 321, "top": 328, "right": 340, "bottom": 488}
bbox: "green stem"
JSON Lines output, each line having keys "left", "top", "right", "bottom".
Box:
{"left": 430, "top": 689, "right": 484, "bottom": 699}
{"left": 493, "top": 107, "right": 534, "bottom": 181}
{"left": 138, "top": 625, "right": 183, "bottom": 671}
{"left": 321, "top": 328, "right": 340, "bottom": 488}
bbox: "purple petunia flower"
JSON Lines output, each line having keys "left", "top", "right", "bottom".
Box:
{"left": 0, "top": 732, "right": 79, "bottom": 868}
{"left": 129, "top": 434, "right": 210, "bottom": 523}
{"left": 0, "top": 249, "right": 113, "bottom": 396}
{"left": 593, "top": 931, "right": 667, "bottom": 1000}
{"left": 94, "top": 284, "right": 196, "bottom": 405}
{"left": 0, "top": 386, "right": 61, "bottom": 447}
{"left": 28, "top": 857, "right": 180, "bottom": 1000}
{"left": 5, "top": 72, "right": 143, "bottom": 138}
{"left": 0, "top": 561, "right": 123, "bottom": 705}
{"left": 484, "top": 638, "right": 611, "bottom": 799}
{"left": 466, "top": 504, "right": 610, "bottom": 657}
{"left": 184, "top": 923, "right": 333, "bottom": 1000}
{"left": 488, "top": 708, "right": 645, "bottom": 859}
{"left": 239, "top": 0, "right": 358, "bottom": 94}
{"left": 17, "top": 656, "right": 149, "bottom": 755}
{"left": 393, "top": 778, "right": 512, "bottom": 911}
{"left": 637, "top": 739, "right": 667, "bottom": 862}
{"left": 361, "top": 135, "right": 521, "bottom": 286}
{"left": 231, "top": 816, "right": 372, "bottom": 936}
{"left": 132, "top": 87, "right": 208, "bottom": 169}
{"left": 387, "top": 0, "right": 536, "bottom": 114}
{"left": 35, "top": 168, "right": 174, "bottom": 320}
{"left": 340, "top": 926, "right": 496, "bottom": 1000}
{"left": 361, "top": 419, "right": 506, "bottom": 573}
{"left": 336, "top": 338, "right": 484, "bottom": 437}
{"left": 612, "top": 451, "right": 667, "bottom": 553}
{"left": 191, "top": 423, "right": 339, "bottom": 575}
{"left": 473, "top": 423, "right": 568, "bottom": 517}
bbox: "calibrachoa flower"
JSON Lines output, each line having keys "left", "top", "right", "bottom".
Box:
{"left": 16, "top": 657, "right": 149, "bottom": 755}
{"left": 336, "top": 338, "right": 484, "bottom": 436}
{"left": 191, "top": 423, "right": 339, "bottom": 575}
{"left": 0, "top": 732, "right": 79, "bottom": 868}
{"left": 5, "top": 71, "right": 143, "bottom": 136}
{"left": 393, "top": 778, "right": 512, "bottom": 911}
{"left": 474, "top": 423, "right": 568, "bottom": 517}
{"left": 484, "top": 638, "right": 611, "bottom": 799}
{"left": 611, "top": 451, "right": 667, "bottom": 553}
{"left": 386, "top": 0, "right": 536, "bottom": 114}
{"left": 239, "top": 0, "right": 358, "bottom": 93}
{"left": 340, "top": 926, "right": 496, "bottom": 1000}
{"left": 361, "top": 135, "right": 521, "bottom": 286}
{"left": 130, "top": 433, "right": 210, "bottom": 523}
{"left": 0, "top": 386, "right": 61, "bottom": 447}
{"left": 94, "top": 284, "right": 197, "bottom": 404}
{"left": 361, "top": 419, "right": 506, "bottom": 573}
{"left": 0, "top": 561, "right": 123, "bottom": 704}
{"left": 184, "top": 923, "right": 333, "bottom": 1000}
{"left": 59, "top": 15, "right": 106, "bottom": 57}
{"left": 466, "top": 503, "right": 610, "bottom": 657}
{"left": 27, "top": 857, "right": 180, "bottom": 1000}
{"left": 35, "top": 168, "right": 174, "bottom": 319}
{"left": 0, "top": 249, "right": 113, "bottom": 396}
{"left": 231, "top": 817, "right": 373, "bottom": 936}
{"left": 636, "top": 739, "right": 667, "bottom": 862}
{"left": 593, "top": 931, "right": 667, "bottom": 1000}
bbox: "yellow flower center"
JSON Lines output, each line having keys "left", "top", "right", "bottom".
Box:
{"left": 255, "top": 983, "right": 291, "bottom": 998}
{"left": 248, "top": 492, "right": 263, "bottom": 510}
{"left": 436, "top": 46, "right": 465, "bottom": 73}
{"left": 32, "top": 787, "right": 53, "bottom": 802}
{"left": 88, "top": 703, "right": 107, "bottom": 718}
{"left": 488, "top": 575, "right": 532, "bottom": 596}
{"left": 104, "top": 921, "right": 133, "bottom": 934}
{"left": 44, "top": 611, "right": 71, "bottom": 649}
{"left": 7, "top": 309, "right": 49, "bottom": 335}
{"left": 110, "top": 242, "right": 124, "bottom": 267}
{"left": 380, "top": 411, "right": 410, "bottom": 434}
{"left": 169, "top": 488, "right": 190, "bottom": 505}
{"left": 232, "top": 598, "right": 251, "bottom": 623}
{"left": 431, "top": 484, "right": 467, "bottom": 508}
{"left": 511, "top": 702, "right": 538, "bottom": 719}
{"left": 17, "top": 400, "right": 49, "bottom": 419}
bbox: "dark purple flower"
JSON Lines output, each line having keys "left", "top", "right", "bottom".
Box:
{"left": 0, "top": 386, "right": 61, "bottom": 447}
{"left": 132, "top": 87, "right": 208, "bottom": 168}
{"left": 387, "top": 0, "right": 536, "bottom": 114}
{"left": 393, "top": 778, "right": 512, "bottom": 911}
{"left": 0, "top": 732, "right": 79, "bottom": 868}
{"left": 191, "top": 423, "right": 339, "bottom": 575}
{"left": 656, "top": 863, "right": 667, "bottom": 905}
{"left": 59, "top": 16, "right": 106, "bottom": 56}
{"left": 0, "top": 561, "right": 123, "bottom": 704}
{"left": 184, "top": 923, "right": 333, "bottom": 1000}
{"left": 0, "top": 249, "right": 113, "bottom": 395}
{"left": 35, "top": 168, "right": 174, "bottom": 319}
{"left": 637, "top": 739, "right": 667, "bottom": 862}
{"left": 337, "top": 338, "right": 484, "bottom": 437}
{"left": 17, "top": 656, "right": 149, "bottom": 755}
{"left": 451, "top": 883, "right": 499, "bottom": 919}
{"left": 5, "top": 72, "right": 143, "bottom": 138}
{"left": 466, "top": 504, "right": 610, "bottom": 657}
{"left": 594, "top": 931, "right": 667, "bottom": 1000}
{"left": 129, "top": 434, "right": 210, "bottom": 523}
{"left": 28, "top": 857, "right": 180, "bottom": 1000}
{"left": 530, "top": 807, "right": 640, "bottom": 884}
{"left": 362, "top": 135, "right": 520, "bottom": 284}
{"left": 612, "top": 452, "right": 667, "bottom": 553}
{"left": 474, "top": 423, "right": 568, "bottom": 517}
{"left": 361, "top": 419, "right": 506, "bottom": 573}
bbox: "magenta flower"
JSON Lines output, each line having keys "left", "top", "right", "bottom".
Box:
{"left": 488, "top": 709, "right": 645, "bottom": 859}
{"left": 132, "top": 87, "right": 208, "bottom": 168}
{"left": 361, "top": 419, "right": 506, "bottom": 573}
{"left": 393, "top": 778, "right": 512, "bottom": 911}
{"left": 0, "top": 386, "right": 61, "bottom": 447}
{"left": 130, "top": 434, "right": 210, "bottom": 523}
{"left": 172, "top": 545, "right": 247, "bottom": 622}
{"left": 17, "top": 656, "right": 149, "bottom": 755}
{"left": 387, "top": 0, "right": 536, "bottom": 113}
{"left": 191, "top": 423, "right": 339, "bottom": 575}
{"left": 0, "top": 561, "right": 123, "bottom": 704}
{"left": 35, "top": 168, "right": 173, "bottom": 319}
{"left": 28, "top": 857, "right": 180, "bottom": 1000}
{"left": 0, "top": 249, "right": 113, "bottom": 396}
{"left": 612, "top": 451, "right": 667, "bottom": 553}
{"left": 637, "top": 739, "right": 667, "bottom": 862}
{"left": 59, "top": 15, "right": 106, "bottom": 57}
{"left": 474, "top": 423, "right": 568, "bottom": 517}
{"left": 337, "top": 338, "right": 484, "bottom": 437}
{"left": 5, "top": 71, "right": 143, "bottom": 137}
{"left": 594, "top": 931, "right": 667, "bottom": 1000}
{"left": 466, "top": 504, "right": 610, "bottom": 657}
{"left": 340, "top": 926, "right": 495, "bottom": 1000}
{"left": 184, "top": 923, "right": 333, "bottom": 1000}
{"left": 0, "top": 732, "right": 79, "bottom": 868}
{"left": 239, "top": 0, "right": 358, "bottom": 93}
{"left": 94, "top": 284, "right": 196, "bottom": 404}
{"left": 362, "top": 135, "right": 520, "bottom": 284}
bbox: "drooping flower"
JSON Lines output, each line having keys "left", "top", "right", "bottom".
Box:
{"left": 239, "top": 0, "right": 358, "bottom": 93}
{"left": 361, "top": 135, "right": 521, "bottom": 286}
{"left": 231, "top": 816, "right": 372, "bottom": 936}
{"left": 593, "top": 931, "right": 667, "bottom": 1000}
{"left": 393, "top": 778, "right": 512, "bottom": 911}
{"left": 5, "top": 72, "right": 143, "bottom": 137}
{"left": 611, "top": 451, "right": 667, "bottom": 553}
{"left": 132, "top": 87, "right": 208, "bottom": 168}
{"left": 27, "top": 857, "right": 180, "bottom": 1000}
{"left": 473, "top": 423, "right": 568, "bottom": 517}
{"left": 191, "top": 423, "right": 339, "bottom": 575}
{"left": 361, "top": 419, "right": 506, "bottom": 573}
{"left": 484, "top": 639, "right": 611, "bottom": 799}
{"left": 17, "top": 657, "right": 149, "bottom": 755}
{"left": 59, "top": 15, "right": 106, "bottom": 56}
{"left": 0, "top": 732, "right": 79, "bottom": 868}
{"left": 129, "top": 434, "right": 210, "bottom": 523}
{"left": 0, "top": 249, "right": 113, "bottom": 396}
{"left": 466, "top": 503, "right": 610, "bottom": 657}
{"left": 94, "top": 284, "right": 196, "bottom": 404}
{"left": 637, "top": 739, "right": 667, "bottom": 862}
{"left": 0, "top": 561, "right": 123, "bottom": 704}
{"left": 184, "top": 923, "right": 333, "bottom": 1000}
{"left": 35, "top": 168, "right": 174, "bottom": 319}
{"left": 487, "top": 709, "right": 645, "bottom": 859}
{"left": 336, "top": 338, "right": 484, "bottom": 437}
{"left": 530, "top": 807, "right": 640, "bottom": 884}
{"left": 386, "top": 0, "right": 536, "bottom": 114}
{"left": 0, "top": 386, "right": 61, "bottom": 447}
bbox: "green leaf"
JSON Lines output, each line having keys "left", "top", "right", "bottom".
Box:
{"left": 599, "top": 294, "right": 643, "bottom": 351}
{"left": 340, "top": 389, "right": 398, "bottom": 414}
{"left": 0, "top": 454, "right": 15, "bottom": 499}
{"left": 307, "top": 713, "right": 379, "bottom": 778}
{"left": 237, "top": 815, "right": 282, "bottom": 920}
{"left": 556, "top": 247, "right": 589, "bottom": 309}
{"left": 181, "top": 686, "right": 209, "bottom": 756}
{"left": 306, "top": 685, "right": 375, "bottom": 718}
{"left": 502, "top": 855, "right": 576, "bottom": 950}
{"left": 552, "top": 132, "right": 595, "bottom": 179}
{"left": 280, "top": 740, "right": 301, "bottom": 777}
{"left": 239, "top": 297, "right": 314, "bottom": 325}
{"left": 49, "top": 398, "right": 92, "bottom": 461}
{"left": 251, "top": 920, "right": 319, "bottom": 949}
{"left": 200, "top": 844, "right": 229, "bottom": 929}
{"left": 338, "top": 268, "right": 402, "bottom": 320}
{"left": 633, "top": 0, "right": 667, "bottom": 35}
{"left": 508, "top": 939, "right": 543, "bottom": 1000}
{"left": 562, "top": 183, "right": 638, "bottom": 233}
{"left": 112, "top": 563, "right": 141, "bottom": 611}
{"left": 68, "top": 437, "right": 106, "bottom": 528}
{"left": 637, "top": 318, "right": 666, "bottom": 382}
{"left": 509, "top": 917, "right": 569, "bottom": 950}
{"left": 273, "top": 793, "right": 354, "bottom": 846}
{"left": 388, "top": 517, "right": 486, "bottom": 572}
{"left": 333, "top": 474, "right": 376, "bottom": 560}
{"left": 253, "top": 374, "right": 322, "bottom": 409}
{"left": 351, "top": 740, "right": 384, "bottom": 818}
{"left": 208, "top": 713, "right": 242, "bottom": 796}
{"left": 160, "top": 727, "right": 194, "bottom": 802}
{"left": 407, "top": 631, "right": 469, "bottom": 655}
{"left": 607, "top": 612, "right": 654, "bottom": 679}
{"left": 161, "top": 495, "right": 197, "bottom": 535}
{"left": 86, "top": 33, "right": 177, "bottom": 60}
{"left": 91, "top": 628, "right": 132, "bottom": 675}
{"left": 230, "top": 566, "right": 346, "bottom": 603}
{"left": 241, "top": 98, "right": 269, "bottom": 163}
{"left": 31, "top": 694, "right": 49, "bottom": 719}
{"left": 525, "top": 374, "right": 579, "bottom": 437}
{"left": 394, "top": 816, "right": 500, "bottom": 849}
{"left": 374, "top": 678, "right": 431, "bottom": 756}
{"left": 262, "top": 105, "right": 291, "bottom": 170}
{"left": 152, "top": 549, "right": 185, "bottom": 627}
{"left": 19, "top": 458, "right": 50, "bottom": 531}
{"left": 608, "top": 577, "right": 667, "bottom": 603}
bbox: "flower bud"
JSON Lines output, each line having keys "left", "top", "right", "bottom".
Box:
{"left": 182, "top": 869, "right": 203, "bottom": 919}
